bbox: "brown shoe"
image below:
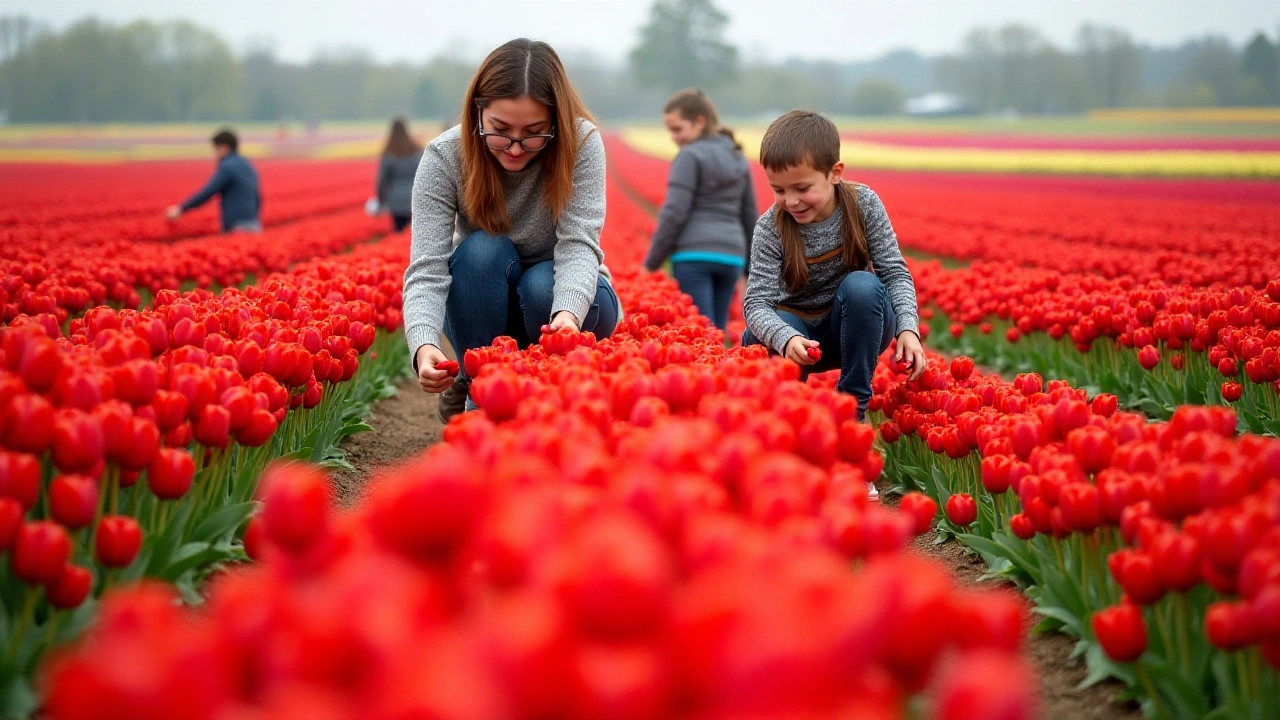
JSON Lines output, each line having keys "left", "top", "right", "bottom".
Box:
{"left": 437, "top": 378, "right": 470, "bottom": 424}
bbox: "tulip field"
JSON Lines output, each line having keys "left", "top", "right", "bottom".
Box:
{"left": 0, "top": 121, "right": 1278, "bottom": 720}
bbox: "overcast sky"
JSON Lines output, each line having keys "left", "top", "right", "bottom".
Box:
{"left": 9, "top": 0, "right": 1279, "bottom": 64}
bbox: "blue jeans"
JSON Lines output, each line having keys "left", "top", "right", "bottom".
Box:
{"left": 673, "top": 261, "right": 740, "bottom": 332}
{"left": 443, "top": 231, "right": 620, "bottom": 377}
{"left": 742, "top": 271, "right": 895, "bottom": 418}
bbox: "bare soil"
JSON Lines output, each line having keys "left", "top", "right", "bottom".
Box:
{"left": 329, "top": 374, "right": 444, "bottom": 508}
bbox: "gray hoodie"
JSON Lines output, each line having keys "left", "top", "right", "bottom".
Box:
{"left": 643, "top": 134, "right": 758, "bottom": 272}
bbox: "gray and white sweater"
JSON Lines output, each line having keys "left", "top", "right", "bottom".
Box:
{"left": 743, "top": 185, "right": 920, "bottom": 354}
{"left": 402, "top": 120, "right": 609, "bottom": 356}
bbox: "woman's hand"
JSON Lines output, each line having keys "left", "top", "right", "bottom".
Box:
{"left": 415, "top": 344, "right": 454, "bottom": 394}
{"left": 894, "top": 330, "right": 926, "bottom": 381}
{"left": 548, "top": 311, "right": 579, "bottom": 332}
{"left": 784, "top": 336, "right": 820, "bottom": 366}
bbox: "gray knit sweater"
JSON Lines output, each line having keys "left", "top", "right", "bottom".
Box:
{"left": 743, "top": 185, "right": 920, "bottom": 354}
{"left": 402, "top": 120, "right": 609, "bottom": 356}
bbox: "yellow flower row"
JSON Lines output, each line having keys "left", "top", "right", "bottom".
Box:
{"left": 620, "top": 128, "right": 1280, "bottom": 178}
{"left": 1087, "top": 108, "right": 1280, "bottom": 124}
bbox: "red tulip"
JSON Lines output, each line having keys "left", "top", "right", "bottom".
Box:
{"left": 1221, "top": 382, "right": 1242, "bottom": 402}
{"left": 0, "top": 450, "right": 41, "bottom": 510}
{"left": 1137, "top": 345, "right": 1160, "bottom": 370}
{"left": 52, "top": 409, "right": 105, "bottom": 474}
{"left": 898, "top": 492, "right": 937, "bottom": 535}
{"left": 945, "top": 493, "right": 977, "bottom": 528}
{"left": 1108, "top": 549, "right": 1165, "bottom": 605}
{"left": 934, "top": 648, "right": 1037, "bottom": 720}
{"left": 193, "top": 404, "right": 231, "bottom": 448}
{"left": 95, "top": 515, "right": 143, "bottom": 568}
{"left": 148, "top": 448, "right": 194, "bottom": 501}
{"left": 1205, "top": 601, "right": 1251, "bottom": 651}
{"left": 3, "top": 393, "right": 55, "bottom": 454}
{"left": 236, "top": 407, "right": 278, "bottom": 447}
{"left": 472, "top": 368, "right": 521, "bottom": 422}
{"left": 1092, "top": 603, "right": 1147, "bottom": 662}
{"left": 46, "top": 564, "right": 93, "bottom": 610}
{"left": 0, "top": 484, "right": 23, "bottom": 544}
{"left": 949, "top": 356, "right": 974, "bottom": 382}
{"left": 49, "top": 475, "right": 99, "bottom": 530}
{"left": 1057, "top": 483, "right": 1101, "bottom": 533}
{"left": 259, "top": 462, "right": 331, "bottom": 553}
{"left": 1009, "top": 513, "right": 1036, "bottom": 540}
{"left": 11, "top": 521, "right": 71, "bottom": 586}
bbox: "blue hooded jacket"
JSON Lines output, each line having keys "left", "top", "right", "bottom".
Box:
{"left": 181, "top": 153, "right": 261, "bottom": 231}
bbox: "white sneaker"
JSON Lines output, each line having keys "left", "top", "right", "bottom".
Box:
{"left": 867, "top": 482, "right": 880, "bottom": 502}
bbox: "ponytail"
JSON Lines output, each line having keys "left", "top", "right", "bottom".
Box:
{"left": 777, "top": 181, "right": 870, "bottom": 294}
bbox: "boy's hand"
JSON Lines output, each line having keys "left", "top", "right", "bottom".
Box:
{"left": 784, "top": 336, "right": 820, "bottom": 366}
{"left": 415, "top": 345, "right": 454, "bottom": 394}
{"left": 548, "top": 311, "right": 579, "bottom": 332}
{"left": 894, "top": 331, "right": 926, "bottom": 381}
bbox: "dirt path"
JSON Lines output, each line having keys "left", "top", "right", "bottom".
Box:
{"left": 329, "top": 374, "right": 444, "bottom": 508}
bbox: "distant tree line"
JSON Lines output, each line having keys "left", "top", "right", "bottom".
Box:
{"left": 1, "top": 3, "right": 1277, "bottom": 123}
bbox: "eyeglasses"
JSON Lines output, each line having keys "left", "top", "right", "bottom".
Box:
{"left": 477, "top": 122, "right": 555, "bottom": 152}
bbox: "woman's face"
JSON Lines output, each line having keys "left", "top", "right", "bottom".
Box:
{"left": 765, "top": 162, "right": 843, "bottom": 225}
{"left": 664, "top": 111, "right": 705, "bottom": 148}
{"left": 481, "top": 96, "right": 553, "bottom": 172}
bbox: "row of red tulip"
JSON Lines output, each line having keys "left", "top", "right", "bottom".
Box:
{"left": 2, "top": 209, "right": 390, "bottom": 322}
{"left": 913, "top": 259, "right": 1280, "bottom": 435}
{"left": 0, "top": 228, "right": 415, "bottom": 704}
{"left": 606, "top": 136, "right": 1280, "bottom": 433}
{"left": 37, "top": 179, "right": 1039, "bottom": 720}
{"left": 0, "top": 160, "right": 375, "bottom": 242}
{"left": 859, "top": 353, "right": 1280, "bottom": 719}
{"left": 605, "top": 136, "right": 1280, "bottom": 289}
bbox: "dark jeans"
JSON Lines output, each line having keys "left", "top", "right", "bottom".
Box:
{"left": 392, "top": 214, "right": 411, "bottom": 233}
{"left": 443, "top": 231, "right": 620, "bottom": 378}
{"left": 743, "top": 271, "right": 895, "bottom": 418}
{"left": 673, "top": 261, "right": 741, "bottom": 332}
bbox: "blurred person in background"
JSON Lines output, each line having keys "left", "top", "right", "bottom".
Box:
{"left": 643, "top": 89, "right": 756, "bottom": 332}
{"left": 375, "top": 117, "right": 425, "bottom": 233}
{"left": 166, "top": 129, "right": 262, "bottom": 234}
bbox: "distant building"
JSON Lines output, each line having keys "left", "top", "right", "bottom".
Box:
{"left": 904, "top": 93, "right": 975, "bottom": 117}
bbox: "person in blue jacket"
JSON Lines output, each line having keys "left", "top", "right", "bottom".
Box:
{"left": 166, "top": 129, "right": 262, "bottom": 233}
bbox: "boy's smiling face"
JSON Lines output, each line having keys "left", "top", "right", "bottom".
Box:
{"left": 765, "top": 161, "right": 844, "bottom": 224}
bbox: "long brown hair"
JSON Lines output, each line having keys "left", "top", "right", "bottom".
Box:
{"left": 663, "top": 88, "right": 741, "bottom": 150}
{"left": 460, "top": 38, "right": 595, "bottom": 234}
{"left": 759, "top": 110, "right": 869, "bottom": 294}
{"left": 383, "top": 117, "right": 421, "bottom": 157}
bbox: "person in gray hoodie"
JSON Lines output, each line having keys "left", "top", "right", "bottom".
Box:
{"left": 643, "top": 89, "right": 757, "bottom": 332}
{"left": 377, "top": 118, "right": 425, "bottom": 233}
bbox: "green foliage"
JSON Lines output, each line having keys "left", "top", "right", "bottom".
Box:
{"left": 849, "top": 79, "right": 905, "bottom": 116}
{"left": 628, "top": 0, "right": 739, "bottom": 94}
{"left": 1241, "top": 32, "right": 1280, "bottom": 104}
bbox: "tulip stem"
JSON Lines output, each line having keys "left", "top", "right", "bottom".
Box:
{"left": 1152, "top": 602, "right": 1177, "bottom": 664}
{"left": 7, "top": 586, "right": 38, "bottom": 665}
{"left": 1235, "top": 650, "right": 1253, "bottom": 704}
{"left": 1172, "top": 594, "right": 1191, "bottom": 678}
{"left": 1136, "top": 663, "right": 1171, "bottom": 720}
